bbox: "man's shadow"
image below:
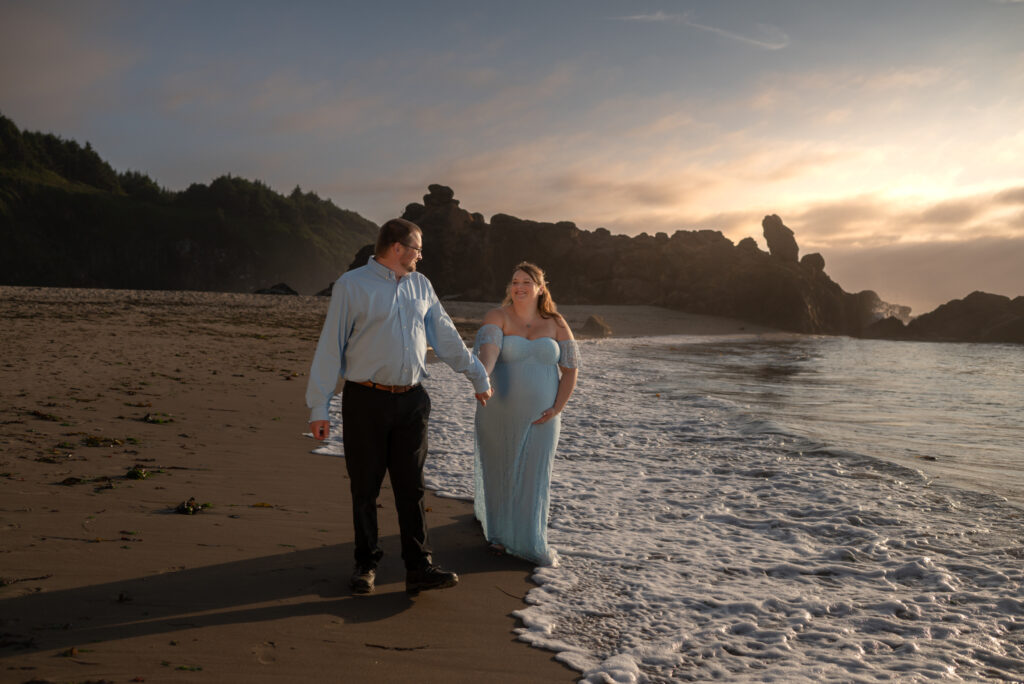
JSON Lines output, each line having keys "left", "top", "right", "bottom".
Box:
{"left": 0, "top": 513, "right": 526, "bottom": 656}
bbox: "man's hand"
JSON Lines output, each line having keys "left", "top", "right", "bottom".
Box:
{"left": 475, "top": 387, "right": 494, "bottom": 406}
{"left": 310, "top": 420, "right": 330, "bottom": 440}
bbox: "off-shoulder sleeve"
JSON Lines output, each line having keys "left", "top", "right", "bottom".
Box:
{"left": 474, "top": 323, "right": 504, "bottom": 354}
{"left": 557, "top": 339, "right": 581, "bottom": 369}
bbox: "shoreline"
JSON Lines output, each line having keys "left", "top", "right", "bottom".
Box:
{"left": 0, "top": 285, "right": 776, "bottom": 682}
{"left": 443, "top": 299, "right": 780, "bottom": 339}
{"left": 6, "top": 286, "right": 1014, "bottom": 680}
{"left": 0, "top": 285, "right": 781, "bottom": 339}
{"left": 0, "top": 286, "right": 580, "bottom": 682}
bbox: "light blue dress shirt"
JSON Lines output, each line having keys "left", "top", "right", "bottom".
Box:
{"left": 306, "top": 257, "right": 490, "bottom": 422}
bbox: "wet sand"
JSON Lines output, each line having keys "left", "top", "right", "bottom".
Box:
{"left": 0, "top": 286, "right": 771, "bottom": 683}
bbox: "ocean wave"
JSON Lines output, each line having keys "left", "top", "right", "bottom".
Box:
{"left": 345, "top": 334, "right": 1024, "bottom": 682}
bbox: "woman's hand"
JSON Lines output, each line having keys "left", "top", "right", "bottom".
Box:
{"left": 533, "top": 407, "right": 559, "bottom": 425}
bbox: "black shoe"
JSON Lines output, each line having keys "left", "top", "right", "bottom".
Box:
{"left": 406, "top": 564, "right": 459, "bottom": 595}
{"left": 350, "top": 564, "right": 375, "bottom": 594}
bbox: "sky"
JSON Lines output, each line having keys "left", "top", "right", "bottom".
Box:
{"left": 2, "top": 0, "right": 1022, "bottom": 314}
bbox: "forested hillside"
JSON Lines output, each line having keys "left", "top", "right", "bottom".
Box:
{"left": 0, "top": 114, "right": 377, "bottom": 294}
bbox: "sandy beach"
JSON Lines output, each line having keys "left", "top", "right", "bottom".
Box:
{"left": 0, "top": 286, "right": 771, "bottom": 683}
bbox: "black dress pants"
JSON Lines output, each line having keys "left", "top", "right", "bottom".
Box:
{"left": 341, "top": 381, "right": 432, "bottom": 570}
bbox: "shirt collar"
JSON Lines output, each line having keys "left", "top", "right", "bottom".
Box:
{"left": 367, "top": 256, "right": 397, "bottom": 281}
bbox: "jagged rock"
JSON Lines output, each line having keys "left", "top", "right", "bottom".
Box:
{"left": 254, "top": 282, "right": 298, "bottom": 295}
{"left": 737, "top": 237, "right": 761, "bottom": 254}
{"left": 579, "top": 315, "right": 613, "bottom": 338}
{"left": 316, "top": 283, "right": 334, "bottom": 297}
{"left": 349, "top": 244, "right": 374, "bottom": 271}
{"left": 850, "top": 289, "right": 912, "bottom": 325}
{"left": 905, "top": 291, "right": 1024, "bottom": 343}
{"left": 984, "top": 313, "right": 1024, "bottom": 342}
{"left": 339, "top": 184, "right": 891, "bottom": 336}
{"left": 424, "top": 184, "right": 458, "bottom": 207}
{"left": 762, "top": 214, "right": 799, "bottom": 262}
{"left": 863, "top": 316, "right": 908, "bottom": 340}
{"left": 801, "top": 252, "right": 825, "bottom": 272}
{"left": 404, "top": 202, "right": 426, "bottom": 222}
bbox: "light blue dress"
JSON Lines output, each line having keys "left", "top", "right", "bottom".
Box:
{"left": 473, "top": 323, "right": 581, "bottom": 566}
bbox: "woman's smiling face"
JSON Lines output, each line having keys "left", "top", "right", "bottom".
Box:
{"left": 509, "top": 269, "right": 540, "bottom": 302}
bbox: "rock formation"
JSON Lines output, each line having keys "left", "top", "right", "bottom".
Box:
{"left": 864, "top": 291, "right": 1024, "bottom": 343}
{"left": 862, "top": 316, "right": 909, "bottom": 340}
{"left": 800, "top": 252, "right": 825, "bottom": 272}
{"left": 579, "top": 315, "right": 613, "bottom": 338}
{"left": 254, "top": 282, "right": 298, "bottom": 295}
{"left": 908, "top": 292, "right": 1023, "bottom": 343}
{"left": 762, "top": 214, "right": 799, "bottom": 263}
{"left": 354, "top": 184, "right": 889, "bottom": 336}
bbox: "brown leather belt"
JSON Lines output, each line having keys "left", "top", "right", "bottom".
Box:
{"left": 353, "top": 380, "right": 420, "bottom": 394}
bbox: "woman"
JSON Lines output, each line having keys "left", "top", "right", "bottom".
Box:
{"left": 473, "top": 262, "right": 580, "bottom": 566}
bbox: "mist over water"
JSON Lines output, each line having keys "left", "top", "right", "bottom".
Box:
{"left": 319, "top": 333, "right": 1024, "bottom": 682}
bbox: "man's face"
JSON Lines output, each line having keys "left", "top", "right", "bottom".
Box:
{"left": 399, "top": 232, "right": 423, "bottom": 273}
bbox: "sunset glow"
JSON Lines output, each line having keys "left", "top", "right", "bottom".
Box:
{"left": 1, "top": 0, "right": 1021, "bottom": 313}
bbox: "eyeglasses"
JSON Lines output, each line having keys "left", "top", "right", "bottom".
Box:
{"left": 401, "top": 242, "right": 423, "bottom": 255}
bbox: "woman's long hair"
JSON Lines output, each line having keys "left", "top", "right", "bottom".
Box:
{"left": 502, "top": 261, "right": 561, "bottom": 320}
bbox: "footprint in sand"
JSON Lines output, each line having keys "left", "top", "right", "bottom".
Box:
{"left": 252, "top": 641, "right": 277, "bottom": 664}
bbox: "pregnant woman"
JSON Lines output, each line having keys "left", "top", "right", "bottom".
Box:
{"left": 473, "top": 262, "right": 580, "bottom": 565}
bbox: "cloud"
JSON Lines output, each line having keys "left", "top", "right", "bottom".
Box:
{"left": 618, "top": 11, "right": 675, "bottom": 23}
{"left": 264, "top": 83, "right": 393, "bottom": 137}
{"left": 918, "top": 198, "right": 985, "bottom": 225}
{"left": 995, "top": 186, "right": 1024, "bottom": 204}
{"left": 721, "top": 143, "right": 849, "bottom": 185}
{"left": 786, "top": 198, "right": 892, "bottom": 241}
{"left": 157, "top": 69, "right": 234, "bottom": 117}
{"left": 408, "top": 62, "right": 581, "bottom": 135}
{"left": 740, "top": 65, "right": 958, "bottom": 123}
{"left": 765, "top": 185, "right": 1024, "bottom": 252}
{"left": 548, "top": 171, "right": 692, "bottom": 207}
{"left": 0, "top": 3, "right": 138, "bottom": 129}
{"left": 616, "top": 12, "right": 789, "bottom": 50}
{"left": 860, "top": 67, "right": 952, "bottom": 93}
{"left": 626, "top": 112, "right": 699, "bottom": 137}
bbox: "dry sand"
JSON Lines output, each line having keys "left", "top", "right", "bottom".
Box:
{"left": 0, "top": 286, "right": 773, "bottom": 683}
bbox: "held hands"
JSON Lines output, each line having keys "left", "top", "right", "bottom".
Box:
{"left": 475, "top": 387, "right": 494, "bottom": 406}
{"left": 310, "top": 420, "right": 330, "bottom": 441}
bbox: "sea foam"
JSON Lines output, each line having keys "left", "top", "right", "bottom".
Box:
{"left": 319, "top": 335, "right": 1024, "bottom": 682}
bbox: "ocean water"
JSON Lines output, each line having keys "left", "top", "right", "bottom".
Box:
{"left": 317, "top": 334, "right": 1024, "bottom": 683}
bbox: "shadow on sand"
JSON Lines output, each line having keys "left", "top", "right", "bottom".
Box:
{"left": 0, "top": 515, "right": 533, "bottom": 655}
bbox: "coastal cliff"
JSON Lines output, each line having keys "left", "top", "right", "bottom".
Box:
{"left": 4, "top": 112, "right": 1016, "bottom": 342}
{"left": 347, "top": 184, "right": 894, "bottom": 337}
{"left": 0, "top": 114, "right": 378, "bottom": 294}
{"left": 865, "top": 291, "right": 1024, "bottom": 344}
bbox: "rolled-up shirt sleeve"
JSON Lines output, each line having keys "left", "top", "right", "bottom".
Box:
{"left": 425, "top": 299, "right": 491, "bottom": 394}
{"left": 306, "top": 281, "right": 350, "bottom": 422}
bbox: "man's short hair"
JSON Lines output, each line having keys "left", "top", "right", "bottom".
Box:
{"left": 375, "top": 218, "right": 421, "bottom": 258}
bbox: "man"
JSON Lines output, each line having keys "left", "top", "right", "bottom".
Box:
{"left": 307, "top": 218, "right": 492, "bottom": 595}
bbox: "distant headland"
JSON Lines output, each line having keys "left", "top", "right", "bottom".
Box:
{"left": 2, "top": 114, "right": 1020, "bottom": 343}
{"left": 0, "top": 113, "right": 378, "bottom": 295}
